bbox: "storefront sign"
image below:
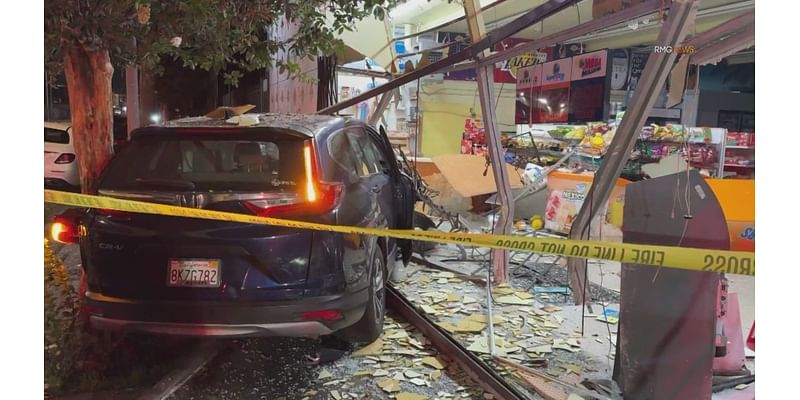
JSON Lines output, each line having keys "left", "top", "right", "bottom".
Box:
{"left": 495, "top": 38, "right": 530, "bottom": 83}
{"left": 569, "top": 50, "right": 610, "bottom": 122}
{"left": 543, "top": 59, "right": 572, "bottom": 84}
{"left": 571, "top": 50, "right": 608, "bottom": 81}
{"left": 515, "top": 65, "right": 543, "bottom": 124}
{"left": 516, "top": 65, "right": 541, "bottom": 90}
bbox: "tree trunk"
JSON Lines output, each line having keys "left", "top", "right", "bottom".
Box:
{"left": 63, "top": 46, "right": 114, "bottom": 194}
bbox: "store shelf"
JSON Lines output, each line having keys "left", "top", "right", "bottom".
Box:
{"left": 726, "top": 145, "right": 755, "bottom": 149}
{"left": 638, "top": 138, "right": 717, "bottom": 145}
{"left": 724, "top": 164, "right": 755, "bottom": 168}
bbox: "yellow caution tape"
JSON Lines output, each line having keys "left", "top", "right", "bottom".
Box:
{"left": 44, "top": 190, "right": 755, "bottom": 276}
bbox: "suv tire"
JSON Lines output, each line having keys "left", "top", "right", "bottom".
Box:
{"left": 338, "top": 246, "right": 386, "bottom": 344}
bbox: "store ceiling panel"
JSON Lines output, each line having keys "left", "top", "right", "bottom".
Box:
{"left": 335, "top": 0, "right": 752, "bottom": 68}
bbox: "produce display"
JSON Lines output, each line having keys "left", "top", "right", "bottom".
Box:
{"left": 578, "top": 122, "right": 615, "bottom": 156}
{"left": 547, "top": 126, "right": 573, "bottom": 139}
{"left": 640, "top": 124, "right": 687, "bottom": 141}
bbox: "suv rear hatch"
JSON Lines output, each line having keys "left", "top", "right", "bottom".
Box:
{"left": 88, "top": 128, "right": 338, "bottom": 302}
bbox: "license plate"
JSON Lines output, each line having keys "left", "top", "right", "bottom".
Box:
{"left": 167, "top": 259, "right": 221, "bottom": 288}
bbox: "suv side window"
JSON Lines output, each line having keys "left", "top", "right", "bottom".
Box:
{"left": 345, "top": 128, "right": 379, "bottom": 176}
{"left": 362, "top": 136, "right": 388, "bottom": 174}
{"left": 327, "top": 130, "right": 359, "bottom": 175}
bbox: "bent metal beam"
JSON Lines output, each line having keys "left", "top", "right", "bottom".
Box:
{"left": 317, "top": 0, "right": 580, "bottom": 115}
{"left": 566, "top": 0, "right": 699, "bottom": 305}
{"left": 445, "top": 0, "right": 668, "bottom": 73}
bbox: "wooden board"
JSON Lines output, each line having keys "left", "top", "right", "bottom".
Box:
{"left": 431, "top": 154, "right": 524, "bottom": 198}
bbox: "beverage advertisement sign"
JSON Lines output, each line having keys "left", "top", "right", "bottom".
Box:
{"left": 571, "top": 50, "right": 608, "bottom": 81}
{"left": 541, "top": 58, "right": 572, "bottom": 86}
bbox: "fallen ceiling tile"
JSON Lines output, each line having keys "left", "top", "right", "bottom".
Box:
{"left": 352, "top": 339, "right": 383, "bottom": 356}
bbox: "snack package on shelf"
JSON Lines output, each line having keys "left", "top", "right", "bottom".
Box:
{"left": 726, "top": 131, "right": 755, "bottom": 147}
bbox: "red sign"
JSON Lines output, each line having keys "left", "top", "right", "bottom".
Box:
{"left": 571, "top": 50, "right": 608, "bottom": 81}
{"left": 494, "top": 38, "right": 546, "bottom": 83}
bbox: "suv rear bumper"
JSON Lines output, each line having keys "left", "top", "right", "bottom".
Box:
{"left": 85, "top": 288, "right": 369, "bottom": 338}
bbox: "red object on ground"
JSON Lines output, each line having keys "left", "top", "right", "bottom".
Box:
{"left": 747, "top": 322, "right": 755, "bottom": 351}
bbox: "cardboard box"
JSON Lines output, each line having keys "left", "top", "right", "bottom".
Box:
{"left": 431, "top": 154, "right": 524, "bottom": 198}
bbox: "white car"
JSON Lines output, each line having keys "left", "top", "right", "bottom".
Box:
{"left": 45, "top": 121, "right": 80, "bottom": 189}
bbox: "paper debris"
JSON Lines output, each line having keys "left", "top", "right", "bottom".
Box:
{"left": 373, "top": 369, "right": 389, "bottom": 377}
{"left": 410, "top": 378, "right": 428, "bottom": 386}
{"left": 353, "top": 370, "right": 371, "bottom": 377}
{"left": 430, "top": 370, "right": 442, "bottom": 381}
{"left": 466, "top": 313, "right": 504, "bottom": 324}
{"left": 596, "top": 308, "right": 620, "bottom": 324}
{"left": 542, "top": 305, "right": 562, "bottom": 313}
{"left": 463, "top": 296, "right": 478, "bottom": 304}
{"left": 404, "top": 370, "right": 422, "bottom": 378}
{"left": 454, "top": 319, "right": 487, "bottom": 333}
{"left": 438, "top": 322, "right": 458, "bottom": 333}
{"left": 562, "top": 363, "right": 582, "bottom": 375}
{"left": 422, "top": 356, "right": 447, "bottom": 370}
{"left": 330, "top": 390, "right": 342, "bottom": 400}
{"left": 515, "top": 291, "right": 534, "bottom": 300}
{"left": 567, "top": 394, "right": 585, "bottom": 400}
{"left": 496, "top": 295, "right": 533, "bottom": 305}
{"left": 377, "top": 379, "right": 401, "bottom": 393}
{"left": 528, "top": 344, "right": 552, "bottom": 354}
{"left": 447, "top": 293, "right": 461, "bottom": 302}
{"left": 318, "top": 369, "right": 333, "bottom": 380}
{"left": 467, "top": 336, "right": 507, "bottom": 356}
{"left": 434, "top": 272, "right": 456, "bottom": 279}
{"left": 420, "top": 305, "right": 437, "bottom": 315}
{"left": 352, "top": 339, "right": 383, "bottom": 356}
{"left": 494, "top": 286, "right": 515, "bottom": 295}
{"left": 397, "top": 393, "right": 429, "bottom": 400}
{"left": 553, "top": 339, "right": 580, "bottom": 352}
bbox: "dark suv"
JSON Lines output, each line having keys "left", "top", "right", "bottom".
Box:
{"left": 61, "top": 114, "right": 414, "bottom": 343}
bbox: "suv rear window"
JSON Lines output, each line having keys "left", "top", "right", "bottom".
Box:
{"left": 45, "top": 128, "right": 69, "bottom": 144}
{"left": 99, "top": 132, "right": 305, "bottom": 192}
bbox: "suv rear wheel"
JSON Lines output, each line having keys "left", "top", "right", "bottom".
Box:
{"left": 338, "top": 246, "right": 386, "bottom": 344}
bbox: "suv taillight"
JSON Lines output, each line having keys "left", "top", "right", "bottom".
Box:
{"left": 51, "top": 218, "right": 79, "bottom": 244}
{"left": 55, "top": 153, "right": 76, "bottom": 164}
{"left": 243, "top": 141, "right": 343, "bottom": 218}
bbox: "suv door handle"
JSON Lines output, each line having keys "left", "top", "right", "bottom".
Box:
{"left": 370, "top": 185, "right": 382, "bottom": 194}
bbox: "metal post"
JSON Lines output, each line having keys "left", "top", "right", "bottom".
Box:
{"left": 566, "top": 0, "right": 699, "bottom": 304}
{"left": 463, "top": 0, "right": 515, "bottom": 285}
{"left": 368, "top": 91, "right": 394, "bottom": 127}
